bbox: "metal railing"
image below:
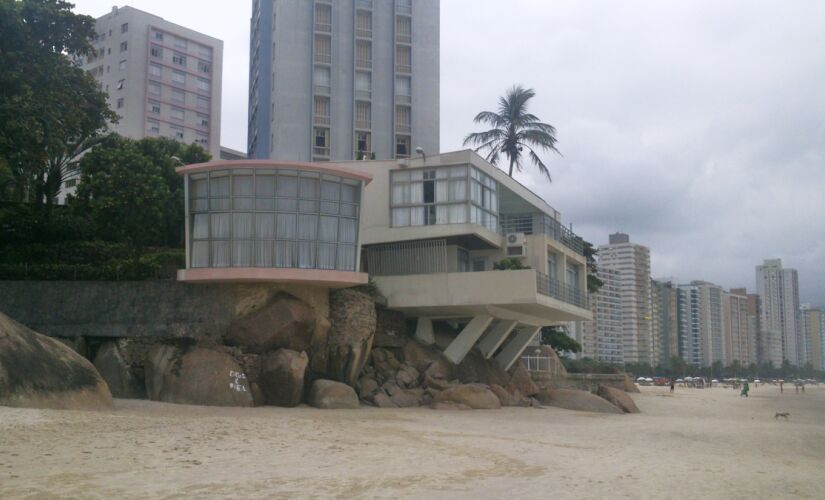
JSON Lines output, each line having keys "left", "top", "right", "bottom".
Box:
{"left": 499, "top": 213, "right": 584, "bottom": 255}
{"left": 396, "top": 123, "right": 411, "bottom": 133}
{"left": 356, "top": 28, "right": 372, "bottom": 39}
{"left": 314, "top": 53, "right": 331, "bottom": 64}
{"left": 396, "top": 64, "right": 411, "bottom": 74}
{"left": 366, "top": 239, "right": 447, "bottom": 276}
{"left": 313, "top": 115, "right": 330, "bottom": 125}
{"left": 396, "top": 94, "right": 411, "bottom": 104}
{"left": 313, "top": 84, "right": 330, "bottom": 95}
{"left": 521, "top": 355, "right": 557, "bottom": 373}
{"left": 396, "top": 33, "right": 411, "bottom": 44}
{"left": 355, "top": 119, "right": 371, "bottom": 130}
{"left": 356, "top": 59, "right": 372, "bottom": 69}
{"left": 356, "top": 0, "right": 373, "bottom": 9}
{"left": 315, "top": 22, "right": 331, "bottom": 33}
{"left": 313, "top": 146, "right": 330, "bottom": 157}
{"left": 536, "top": 271, "right": 587, "bottom": 309}
{"left": 355, "top": 90, "right": 371, "bottom": 101}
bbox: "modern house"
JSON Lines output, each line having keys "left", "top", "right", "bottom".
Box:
{"left": 176, "top": 150, "right": 591, "bottom": 369}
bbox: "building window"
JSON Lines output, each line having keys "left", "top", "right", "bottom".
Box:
{"left": 173, "top": 36, "right": 187, "bottom": 50}
{"left": 469, "top": 167, "right": 499, "bottom": 232}
{"left": 198, "top": 61, "right": 211, "bottom": 73}
{"left": 356, "top": 40, "right": 371, "bottom": 69}
{"left": 396, "top": 45, "right": 411, "bottom": 73}
{"left": 396, "top": 16, "right": 411, "bottom": 44}
{"left": 472, "top": 258, "right": 486, "bottom": 272}
{"left": 149, "top": 63, "right": 161, "bottom": 77}
{"left": 313, "top": 65, "right": 330, "bottom": 94}
{"left": 354, "top": 131, "right": 371, "bottom": 158}
{"left": 314, "top": 96, "right": 330, "bottom": 125}
{"left": 356, "top": 10, "right": 372, "bottom": 38}
{"left": 314, "top": 35, "right": 331, "bottom": 64}
{"left": 116, "top": 79, "right": 125, "bottom": 90}
{"left": 315, "top": 3, "right": 332, "bottom": 32}
{"left": 396, "top": 76, "right": 411, "bottom": 103}
{"left": 197, "top": 113, "right": 209, "bottom": 127}
{"left": 196, "top": 96, "right": 209, "bottom": 109}
{"left": 313, "top": 128, "right": 329, "bottom": 157}
{"left": 118, "top": 59, "right": 126, "bottom": 70}
{"left": 355, "top": 101, "right": 371, "bottom": 130}
{"left": 170, "top": 126, "right": 184, "bottom": 139}
{"left": 355, "top": 71, "right": 371, "bottom": 100}
{"left": 120, "top": 41, "right": 127, "bottom": 52}
{"left": 172, "top": 53, "right": 187, "bottom": 66}
{"left": 154, "top": 31, "right": 164, "bottom": 41}
{"left": 116, "top": 97, "right": 124, "bottom": 109}
{"left": 172, "top": 70, "right": 186, "bottom": 85}
{"left": 197, "top": 78, "right": 210, "bottom": 92}
{"left": 171, "top": 88, "right": 185, "bottom": 103}
{"left": 195, "top": 133, "right": 208, "bottom": 146}
{"left": 395, "top": 105, "right": 410, "bottom": 133}
{"left": 147, "top": 101, "right": 160, "bottom": 114}
{"left": 150, "top": 46, "right": 162, "bottom": 58}
{"left": 390, "top": 165, "right": 470, "bottom": 227}
{"left": 198, "top": 45, "right": 212, "bottom": 61}
{"left": 121, "top": 23, "right": 128, "bottom": 33}
{"left": 187, "top": 169, "right": 361, "bottom": 271}
{"left": 148, "top": 82, "right": 161, "bottom": 96}
{"left": 147, "top": 119, "right": 160, "bottom": 135}
{"left": 171, "top": 107, "right": 184, "bottom": 121}
{"left": 395, "top": 135, "right": 410, "bottom": 158}
{"left": 65, "top": 179, "right": 78, "bottom": 188}
{"left": 458, "top": 248, "right": 469, "bottom": 272}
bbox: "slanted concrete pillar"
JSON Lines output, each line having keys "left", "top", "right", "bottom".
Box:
{"left": 415, "top": 317, "right": 435, "bottom": 345}
{"left": 495, "top": 326, "right": 542, "bottom": 371}
{"left": 477, "top": 320, "right": 519, "bottom": 359}
{"left": 443, "top": 315, "right": 494, "bottom": 364}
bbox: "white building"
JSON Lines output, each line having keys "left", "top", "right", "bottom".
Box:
{"left": 248, "top": 0, "right": 439, "bottom": 161}
{"left": 800, "top": 304, "right": 824, "bottom": 371}
{"left": 581, "top": 267, "right": 623, "bottom": 363}
{"left": 82, "top": 6, "right": 223, "bottom": 157}
{"left": 756, "top": 259, "right": 802, "bottom": 365}
{"left": 597, "top": 233, "right": 654, "bottom": 365}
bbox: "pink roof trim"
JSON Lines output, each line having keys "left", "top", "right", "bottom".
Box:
{"left": 176, "top": 160, "right": 373, "bottom": 184}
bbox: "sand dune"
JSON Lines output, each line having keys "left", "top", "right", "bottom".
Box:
{"left": 1, "top": 384, "right": 823, "bottom": 499}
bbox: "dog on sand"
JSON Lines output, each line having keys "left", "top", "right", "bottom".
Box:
{"left": 775, "top": 412, "right": 790, "bottom": 420}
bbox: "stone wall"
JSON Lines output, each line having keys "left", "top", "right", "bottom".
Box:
{"left": 0, "top": 281, "right": 329, "bottom": 341}
{"left": 532, "top": 372, "right": 628, "bottom": 392}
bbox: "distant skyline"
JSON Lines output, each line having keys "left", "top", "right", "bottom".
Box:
{"left": 68, "top": 0, "right": 825, "bottom": 304}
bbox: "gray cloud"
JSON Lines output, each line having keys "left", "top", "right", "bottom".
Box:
{"left": 70, "top": 0, "right": 825, "bottom": 304}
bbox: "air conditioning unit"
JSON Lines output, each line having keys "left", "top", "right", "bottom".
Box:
{"left": 506, "top": 233, "right": 526, "bottom": 257}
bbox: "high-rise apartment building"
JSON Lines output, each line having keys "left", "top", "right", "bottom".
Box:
{"left": 581, "top": 267, "right": 623, "bottom": 363}
{"left": 724, "top": 290, "right": 756, "bottom": 366}
{"left": 597, "top": 233, "right": 653, "bottom": 365}
{"left": 800, "top": 304, "right": 825, "bottom": 371}
{"left": 756, "top": 259, "right": 802, "bottom": 365}
{"left": 248, "top": 0, "right": 439, "bottom": 161}
{"left": 79, "top": 6, "right": 223, "bottom": 158}
{"left": 677, "top": 283, "right": 702, "bottom": 365}
{"left": 652, "top": 279, "right": 679, "bottom": 367}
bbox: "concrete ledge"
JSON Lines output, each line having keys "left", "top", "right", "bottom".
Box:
{"left": 177, "top": 268, "right": 368, "bottom": 288}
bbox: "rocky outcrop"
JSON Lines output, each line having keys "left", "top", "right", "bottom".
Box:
{"left": 325, "top": 289, "right": 376, "bottom": 386}
{"left": 535, "top": 388, "right": 622, "bottom": 414}
{"left": 373, "top": 306, "right": 408, "bottom": 348}
{"left": 308, "top": 379, "right": 359, "bottom": 409}
{"left": 456, "top": 348, "right": 509, "bottom": 387}
{"left": 507, "top": 362, "right": 539, "bottom": 397}
{"left": 145, "top": 344, "right": 254, "bottom": 407}
{"left": 598, "top": 384, "right": 640, "bottom": 413}
{"left": 225, "top": 294, "right": 317, "bottom": 354}
{"left": 433, "top": 384, "right": 501, "bottom": 410}
{"left": 490, "top": 383, "right": 521, "bottom": 406}
{"left": 623, "top": 374, "right": 641, "bottom": 393}
{"left": 258, "top": 349, "right": 308, "bottom": 407}
{"left": 0, "top": 312, "right": 113, "bottom": 410}
{"left": 93, "top": 341, "right": 145, "bottom": 399}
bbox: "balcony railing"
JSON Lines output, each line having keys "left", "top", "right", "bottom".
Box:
{"left": 314, "top": 84, "right": 330, "bottom": 95}
{"left": 396, "top": 123, "right": 411, "bottom": 133}
{"left": 315, "top": 53, "right": 331, "bottom": 64}
{"left": 499, "top": 213, "right": 584, "bottom": 255}
{"left": 314, "top": 115, "right": 330, "bottom": 126}
{"left": 396, "top": 64, "right": 411, "bottom": 74}
{"left": 356, "top": 28, "right": 372, "bottom": 39}
{"left": 356, "top": 59, "right": 372, "bottom": 70}
{"left": 355, "top": 90, "right": 371, "bottom": 100}
{"left": 355, "top": 119, "right": 371, "bottom": 130}
{"left": 315, "top": 22, "right": 331, "bottom": 33}
{"left": 356, "top": 0, "right": 373, "bottom": 9}
{"left": 536, "top": 271, "right": 587, "bottom": 309}
{"left": 313, "top": 146, "right": 330, "bottom": 157}
{"left": 396, "top": 33, "right": 412, "bottom": 44}
{"left": 366, "top": 239, "right": 447, "bottom": 276}
{"left": 396, "top": 94, "right": 411, "bottom": 104}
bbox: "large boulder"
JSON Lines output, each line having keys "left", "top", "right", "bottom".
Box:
{"left": 507, "top": 362, "right": 539, "bottom": 397}
{"left": 258, "top": 349, "right": 308, "bottom": 407}
{"left": 225, "top": 294, "right": 318, "bottom": 354}
{"left": 93, "top": 341, "right": 145, "bottom": 399}
{"left": 373, "top": 306, "right": 409, "bottom": 348}
{"left": 535, "top": 388, "right": 622, "bottom": 414}
{"left": 308, "top": 379, "right": 359, "bottom": 409}
{"left": 307, "top": 315, "right": 332, "bottom": 375}
{"left": 489, "top": 383, "right": 521, "bottom": 407}
{"left": 403, "top": 340, "right": 451, "bottom": 375}
{"left": 326, "top": 289, "right": 377, "bottom": 386}
{"left": 433, "top": 384, "right": 501, "bottom": 410}
{"left": 598, "top": 384, "right": 641, "bottom": 413}
{"left": 623, "top": 374, "right": 641, "bottom": 393}
{"left": 0, "top": 313, "right": 113, "bottom": 410}
{"left": 145, "top": 344, "right": 254, "bottom": 407}
{"left": 455, "top": 348, "right": 509, "bottom": 387}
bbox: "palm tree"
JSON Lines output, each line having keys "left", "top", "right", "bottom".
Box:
{"left": 463, "top": 85, "right": 560, "bottom": 181}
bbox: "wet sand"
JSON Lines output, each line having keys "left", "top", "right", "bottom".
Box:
{"left": 1, "top": 384, "right": 823, "bottom": 499}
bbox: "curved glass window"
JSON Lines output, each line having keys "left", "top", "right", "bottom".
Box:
{"left": 188, "top": 168, "right": 361, "bottom": 271}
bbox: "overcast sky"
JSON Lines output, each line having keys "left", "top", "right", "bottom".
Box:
{"left": 71, "top": 0, "right": 825, "bottom": 304}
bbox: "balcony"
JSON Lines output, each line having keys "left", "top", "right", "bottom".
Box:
{"left": 313, "top": 84, "right": 330, "bottom": 95}
{"left": 355, "top": 119, "right": 371, "bottom": 130}
{"left": 396, "top": 123, "right": 411, "bottom": 133}
{"left": 314, "top": 115, "right": 330, "bottom": 126}
{"left": 356, "top": 28, "right": 372, "bottom": 39}
{"left": 356, "top": 0, "right": 372, "bottom": 9}
{"left": 315, "top": 22, "right": 332, "bottom": 33}
{"left": 355, "top": 90, "right": 371, "bottom": 101}
{"left": 313, "top": 146, "right": 330, "bottom": 157}
{"left": 396, "top": 33, "right": 411, "bottom": 44}
{"left": 314, "top": 52, "right": 331, "bottom": 65}
{"left": 536, "top": 272, "right": 587, "bottom": 309}
{"left": 396, "top": 4, "right": 411, "bottom": 15}
{"left": 396, "top": 94, "right": 411, "bottom": 104}
{"left": 356, "top": 58, "right": 372, "bottom": 70}
{"left": 396, "top": 64, "right": 411, "bottom": 74}
{"left": 499, "top": 213, "right": 584, "bottom": 255}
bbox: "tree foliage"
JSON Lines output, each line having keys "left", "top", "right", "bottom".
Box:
{"left": 493, "top": 257, "right": 531, "bottom": 270}
{"left": 463, "top": 85, "right": 560, "bottom": 181}
{"left": 0, "top": 0, "right": 116, "bottom": 204}
{"left": 583, "top": 240, "right": 604, "bottom": 294}
{"left": 540, "top": 326, "right": 582, "bottom": 355}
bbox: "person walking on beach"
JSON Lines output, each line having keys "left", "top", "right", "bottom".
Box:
{"left": 670, "top": 379, "right": 675, "bottom": 393}
{"left": 780, "top": 381, "right": 784, "bottom": 393}
{"left": 740, "top": 381, "right": 749, "bottom": 397}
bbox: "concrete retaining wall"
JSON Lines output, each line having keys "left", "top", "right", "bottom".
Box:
{"left": 0, "top": 281, "right": 330, "bottom": 341}
{"left": 530, "top": 371, "right": 627, "bottom": 392}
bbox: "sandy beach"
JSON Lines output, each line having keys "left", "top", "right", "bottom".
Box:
{"left": 1, "top": 384, "right": 824, "bottom": 499}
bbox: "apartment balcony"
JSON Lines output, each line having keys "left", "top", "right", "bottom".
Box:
{"left": 356, "top": 0, "right": 373, "bottom": 9}
{"left": 396, "top": 94, "right": 411, "bottom": 104}
{"left": 356, "top": 28, "right": 372, "bottom": 39}
{"left": 313, "top": 115, "right": 330, "bottom": 126}
{"left": 355, "top": 90, "right": 371, "bottom": 101}
{"left": 315, "top": 22, "right": 332, "bottom": 33}
{"left": 396, "top": 4, "right": 411, "bottom": 15}
{"left": 396, "top": 33, "right": 412, "bottom": 44}
{"left": 396, "top": 64, "right": 411, "bottom": 74}
{"left": 314, "top": 53, "right": 331, "bottom": 65}
{"left": 355, "top": 119, "right": 371, "bottom": 130}
{"left": 356, "top": 59, "right": 372, "bottom": 70}
{"left": 396, "top": 123, "right": 411, "bottom": 133}
{"left": 499, "top": 213, "right": 585, "bottom": 255}
{"left": 313, "top": 146, "right": 330, "bottom": 157}
{"left": 313, "top": 84, "right": 330, "bottom": 95}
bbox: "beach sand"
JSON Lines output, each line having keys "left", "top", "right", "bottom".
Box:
{"left": 1, "top": 384, "right": 823, "bottom": 499}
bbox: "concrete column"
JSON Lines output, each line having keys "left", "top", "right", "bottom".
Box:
{"left": 495, "top": 326, "right": 543, "bottom": 371}
{"left": 443, "top": 315, "right": 494, "bottom": 364}
{"left": 415, "top": 317, "right": 435, "bottom": 346}
{"left": 477, "top": 319, "right": 518, "bottom": 359}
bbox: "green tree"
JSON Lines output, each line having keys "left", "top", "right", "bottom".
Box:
{"left": 539, "top": 326, "right": 582, "bottom": 355}
{"left": 463, "top": 85, "right": 560, "bottom": 181}
{"left": 583, "top": 240, "right": 604, "bottom": 294}
{"left": 493, "top": 257, "right": 531, "bottom": 270}
{"left": 73, "top": 137, "right": 168, "bottom": 254}
{"left": 0, "top": 0, "right": 116, "bottom": 204}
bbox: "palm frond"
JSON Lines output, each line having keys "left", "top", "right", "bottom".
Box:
{"left": 473, "top": 110, "right": 503, "bottom": 127}
{"left": 526, "top": 147, "right": 552, "bottom": 181}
